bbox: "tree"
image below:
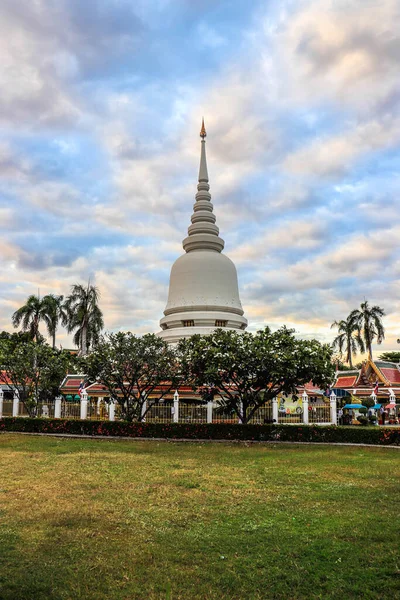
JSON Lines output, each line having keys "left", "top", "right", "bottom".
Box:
{"left": 377, "top": 352, "right": 400, "bottom": 363}
{"left": 84, "top": 332, "right": 182, "bottom": 421}
{"left": 330, "top": 316, "right": 365, "bottom": 368}
{"left": 178, "top": 327, "right": 335, "bottom": 425}
{"left": 12, "top": 294, "right": 46, "bottom": 342}
{"left": 41, "top": 294, "right": 65, "bottom": 349}
{"left": 349, "top": 301, "right": 385, "bottom": 360}
{"left": 0, "top": 338, "right": 77, "bottom": 417}
{"left": 64, "top": 283, "right": 104, "bottom": 355}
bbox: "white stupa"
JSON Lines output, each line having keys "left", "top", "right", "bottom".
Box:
{"left": 158, "top": 120, "right": 247, "bottom": 343}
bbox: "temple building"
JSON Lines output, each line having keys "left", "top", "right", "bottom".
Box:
{"left": 157, "top": 120, "right": 247, "bottom": 344}
{"left": 333, "top": 358, "right": 400, "bottom": 404}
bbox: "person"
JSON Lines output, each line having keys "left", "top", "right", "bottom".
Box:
{"left": 338, "top": 408, "right": 343, "bottom": 425}
{"left": 380, "top": 405, "right": 386, "bottom": 425}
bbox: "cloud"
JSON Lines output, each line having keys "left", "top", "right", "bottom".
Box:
{"left": 271, "top": 0, "right": 400, "bottom": 114}
{"left": 283, "top": 116, "right": 400, "bottom": 178}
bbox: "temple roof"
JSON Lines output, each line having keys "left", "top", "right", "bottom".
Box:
{"left": 334, "top": 358, "right": 400, "bottom": 396}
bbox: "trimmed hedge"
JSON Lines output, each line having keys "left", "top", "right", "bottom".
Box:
{"left": 1, "top": 417, "right": 399, "bottom": 445}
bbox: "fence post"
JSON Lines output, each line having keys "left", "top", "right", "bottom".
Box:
{"left": 173, "top": 390, "right": 179, "bottom": 423}
{"left": 302, "top": 391, "right": 309, "bottom": 425}
{"left": 12, "top": 389, "right": 20, "bottom": 417}
{"left": 109, "top": 400, "right": 115, "bottom": 422}
{"left": 141, "top": 394, "right": 147, "bottom": 422}
{"left": 237, "top": 401, "right": 243, "bottom": 424}
{"left": 207, "top": 400, "right": 213, "bottom": 424}
{"left": 0, "top": 388, "right": 3, "bottom": 419}
{"left": 54, "top": 395, "right": 62, "bottom": 419}
{"left": 80, "top": 390, "right": 88, "bottom": 420}
{"left": 330, "top": 391, "right": 337, "bottom": 425}
{"left": 272, "top": 397, "right": 278, "bottom": 423}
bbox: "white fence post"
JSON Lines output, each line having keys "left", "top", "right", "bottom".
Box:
{"left": 302, "top": 391, "right": 309, "bottom": 425}
{"left": 0, "top": 388, "right": 3, "bottom": 419}
{"left": 80, "top": 390, "right": 88, "bottom": 420}
{"left": 141, "top": 394, "right": 147, "bottom": 422}
{"left": 12, "top": 389, "right": 20, "bottom": 417}
{"left": 237, "top": 401, "right": 243, "bottom": 424}
{"left": 173, "top": 390, "right": 179, "bottom": 423}
{"left": 207, "top": 400, "right": 213, "bottom": 424}
{"left": 109, "top": 400, "right": 115, "bottom": 422}
{"left": 272, "top": 397, "right": 279, "bottom": 423}
{"left": 54, "top": 395, "right": 62, "bottom": 419}
{"left": 330, "top": 391, "right": 337, "bottom": 425}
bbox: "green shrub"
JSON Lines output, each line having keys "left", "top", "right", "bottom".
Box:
{"left": 0, "top": 418, "right": 399, "bottom": 445}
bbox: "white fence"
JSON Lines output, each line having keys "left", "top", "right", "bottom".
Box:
{"left": 0, "top": 388, "right": 338, "bottom": 425}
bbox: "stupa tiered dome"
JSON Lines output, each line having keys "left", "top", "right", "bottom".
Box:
{"left": 158, "top": 120, "right": 247, "bottom": 343}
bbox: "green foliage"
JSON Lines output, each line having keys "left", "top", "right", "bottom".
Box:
{"left": 1, "top": 418, "right": 399, "bottom": 445}
{"left": 349, "top": 300, "right": 385, "bottom": 360}
{"left": 377, "top": 352, "right": 400, "bottom": 363}
{"left": 179, "top": 326, "right": 335, "bottom": 424}
{"left": 63, "top": 283, "right": 104, "bottom": 355}
{"left": 40, "top": 294, "right": 65, "bottom": 348}
{"left": 84, "top": 332, "right": 182, "bottom": 421}
{"left": 330, "top": 316, "right": 364, "bottom": 368}
{"left": 0, "top": 338, "right": 79, "bottom": 416}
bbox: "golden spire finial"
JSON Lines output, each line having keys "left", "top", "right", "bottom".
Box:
{"left": 200, "top": 117, "right": 206, "bottom": 139}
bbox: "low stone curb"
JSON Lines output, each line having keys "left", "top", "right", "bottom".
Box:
{"left": 2, "top": 431, "right": 399, "bottom": 448}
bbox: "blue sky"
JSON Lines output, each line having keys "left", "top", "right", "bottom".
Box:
{"left": 1, "top": 0, "right": 399, "bottom": 355}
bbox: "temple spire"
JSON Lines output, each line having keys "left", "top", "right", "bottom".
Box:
{"left": 198, "top": 118, "right": 209, "bottom": 182}
{"left": 182, "top": 120, "right": 225, "bottom": 253}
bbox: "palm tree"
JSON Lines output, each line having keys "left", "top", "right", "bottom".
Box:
{"left": 41, "top": 294, "right": 65, "bottom": 349}
{"left": 12, "top": 294, "right": 45, "bottom": 342}
{"left": 349, "top": 300, "right": 385, "bottom": 360}
{"left": 331, "top": 316, "right": 365, "bottom": 368}
{"left": 64, "top": 283, "right": 104, "bottom": 355}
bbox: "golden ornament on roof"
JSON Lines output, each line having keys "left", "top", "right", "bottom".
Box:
{"left": 200, "top": 118, "right": 207, "bottom": 138}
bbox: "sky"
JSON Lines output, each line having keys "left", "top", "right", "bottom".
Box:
{"left": 1, "top": 0, "right": 399, "bottom": 356}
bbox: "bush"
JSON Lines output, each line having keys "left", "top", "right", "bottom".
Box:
{"left": 357, "top": 415, "right": 369, "bottom": 426}
{"left": 0, "top": 418, "right": 399, "bottom": 445}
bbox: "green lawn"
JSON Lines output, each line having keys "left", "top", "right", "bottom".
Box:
{"left": 0, "top": 435, "right": 398, "bottom": 600}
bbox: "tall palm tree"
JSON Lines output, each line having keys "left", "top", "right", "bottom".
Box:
{"left": 331, "top": 316, "right": 365, "bottom": 368}
{"left": 64, "top": 283, "right": 104, "bottom": 355}
{"left": 41, "top": 294, "right": 65, "bottom": 349}
{"left": 349, "top": 300, "right": 385, "bottom": 360}
{"left": 12, "top": 294, "right": 45, "bottom": 342}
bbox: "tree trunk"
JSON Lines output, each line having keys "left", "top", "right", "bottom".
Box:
{"left": 348, "top": 352, "right": 353, "bottom": 369}
{"left": 81, "top": 326, "right": 87, "bottom": 356}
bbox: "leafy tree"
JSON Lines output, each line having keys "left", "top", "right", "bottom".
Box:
{"left": 377, "top": 352, "right": 400, "bottom": 363}
{"left": 349, "top": 301, "right": 385, "bottom": 360}
{"left": 0, "top": 338, "right": 77, "bottom": 417}
{"left": 331, "top": 316, "right": 365, "bottom": 368}
{"left": 12, "top": 294, "right": 47, "bottom": 342}
{"left": 41, "top": 294, "right": 65, "bottom": 349}
{"left": 84, "top": 332, "right": 182, "bottom": 421}
{"left": 0, "top": 330, "right": 32, "bottom": 345}
{"left": 178, "top": 327, "right": 335, "bottom": 424}
{"left": 64, "top": 283, "right": 104, "bottom": 355}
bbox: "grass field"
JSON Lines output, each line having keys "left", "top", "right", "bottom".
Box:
{"left": 0, "top": 434, "right": 399, "bottom": 600}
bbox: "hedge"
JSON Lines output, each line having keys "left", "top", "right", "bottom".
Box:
{"left": 0, "top": 418, "right": 399, "bottom": 445}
